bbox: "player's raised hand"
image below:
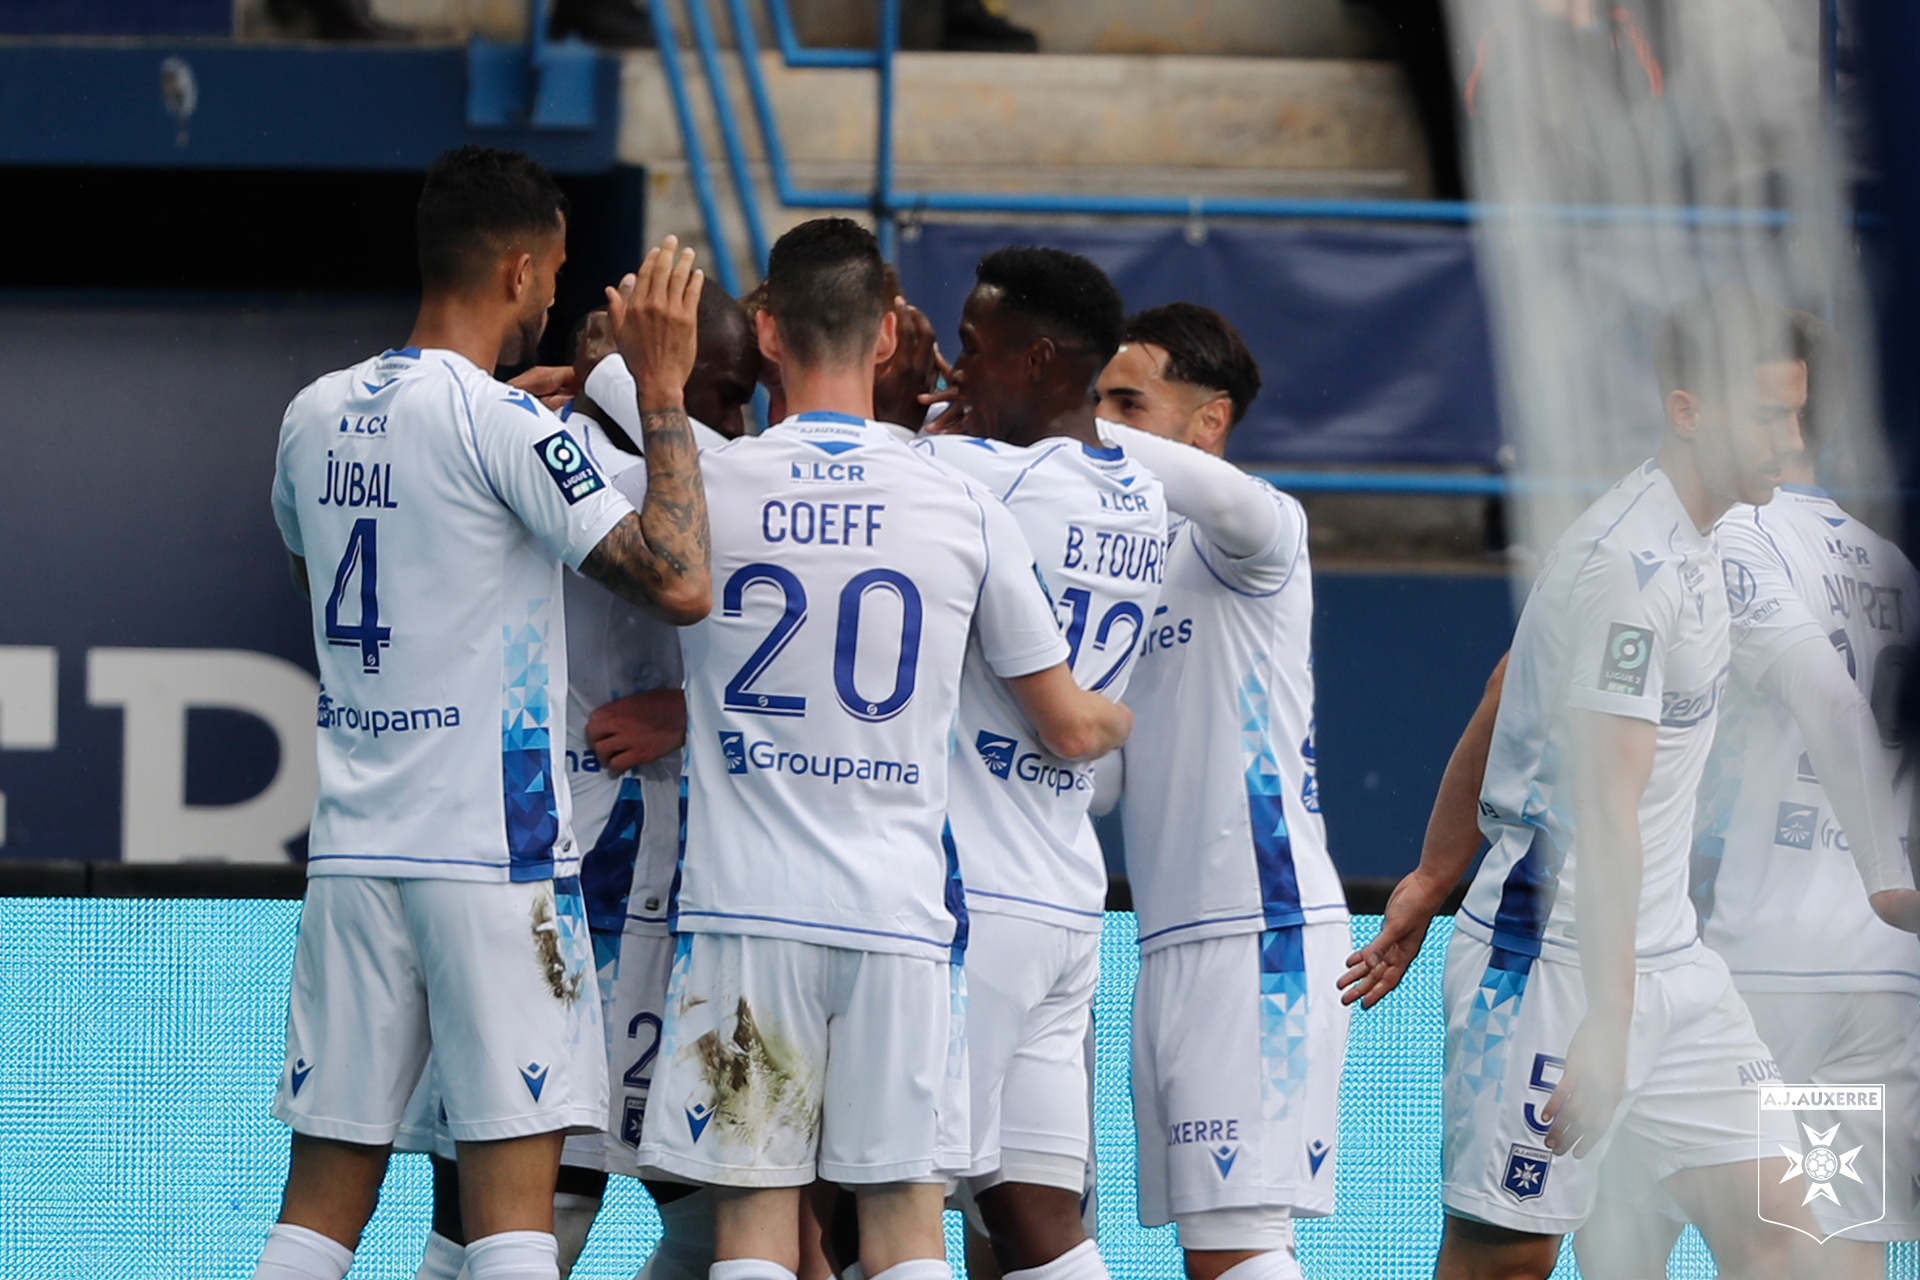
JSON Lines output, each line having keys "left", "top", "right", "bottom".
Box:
{"left": 572, "top": 309, "right": 619, "bottom": 391}
{"left": 1540, "top": 1015, "right": 1628, "bottom": 1158}
{"left": 1338, "top": 870, "right": 1447, "bottom": 1008}
{"left": 607, "top": 235, "right": 704, "bottom": 410}
{"left": 585, "top": 689, "right": 689, "bottom": 774}
{"left": 873, "top": 296, "right": 944, "bottom": 431}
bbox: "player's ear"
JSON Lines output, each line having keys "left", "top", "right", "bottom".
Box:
{"left": 1666, "top": 388, "right": 1699, "bottom": 438}
{"left": 1194, "top": 395, "right": 1233, "bottom": 453}
{"left": 754, "top": 309, "right": 783, "bottom": 365}
{"left": 1025, "top": 336, "right": 1055, "bottom": 383}
{"left": 506, "top": 250, "right": 535, "bottom": 303}
{"left": 871, "top": 306, "right": 899, "bottom": 367}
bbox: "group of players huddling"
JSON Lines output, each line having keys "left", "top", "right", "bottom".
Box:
{"left": 249, "top": 143, "right": 1920, "bottom": 1280}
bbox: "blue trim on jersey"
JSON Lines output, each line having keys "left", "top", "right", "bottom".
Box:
{"left": 665, "top": 776, "right": 688, "bottom": 934}
{"left": 674, "top": 909, "right": 950, "bottom": 949}
{"left": 1134, "top": 904, "right": 1350, "bottom": 946}
{"left": 501, "top": 607, "right": 560, "bottom": 882}
{"left": 943, "top": 819, "right": 969, "bottom": 962}
{"left": 1240, "top": 659, "right": 1305, "bottom": 930}
{"left": 1000, "top": 440, "right": 1072, "bottom": 503}
{"left": 795, "top": 411, "right": 867, "bottom": 426}
{"left": 305, "top": 853, "right": 516, "bottom": 869}
{"left": 965, "top": 887, "right": 1105, "bottom": 918}
{"left": 579, "top": 777, "right": 646, "bottom": 934}
{"left": 1187, "top": 521, "right": 1295, "bottom": 600}
{"left": 382, "top": 346, "right": 421, "bottom": 359}
{"left": 1484, "top": 821, "right": 1570, "bottom": 959}
{"left": 1779, "top": 483, "right": 1829, "bottom": 498}
{"left": 1081, "top": 443, "right": 1125, "bottom": 461}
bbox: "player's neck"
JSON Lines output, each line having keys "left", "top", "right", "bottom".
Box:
{"left": 1656, "top": 434, "right": 1731, "bottom": 533}
{"left": 1781, "top": 458, "right": 1818, "bottom": 488}
{"left": 1007, "top": 401, "right": 1101, "bottom": 450}
{"left": 406, "top": 293, "right": 511, "bottom": 374}
{"left": 778, "top": 363, "right": 875, "bottom": 424}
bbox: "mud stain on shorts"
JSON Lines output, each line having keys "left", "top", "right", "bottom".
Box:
{"left": 530, "top": 893, "right": 584, "bottom": 1005}
{"left": 694, "top": 997, "right": 817, "bottom": 1149}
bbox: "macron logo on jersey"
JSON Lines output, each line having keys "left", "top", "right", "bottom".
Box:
{"left": 976, "top": 732, "right": 1017, "bottom": 779}
{"left": 535, "top": 429, "right": 607, "bottom": 505}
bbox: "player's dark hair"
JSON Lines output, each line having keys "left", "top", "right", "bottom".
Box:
{"left": 1792, "top": 309, "right": 1841, "bottom": 454}
{"left": 1653, "top": 287, "right": 1807, "bottom": 407}
{"left": 975, "top": 247, "right": 1125, "bottom": 366}
{"left": 763, "top": 218, "right": 890, "bottom": 367}
{"left": 416, "top": 146, "right": 569, "bottom": 289}
{"left": 1122, "top": 303, "right": 1263, "bottom": 426}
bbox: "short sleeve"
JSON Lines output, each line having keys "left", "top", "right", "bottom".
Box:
{"left": 971, "top": 490, "right": 1072, "bottom": 679}
{"left": 468, "top": 379, "right": 635, "bottom": 570}
{"left": 1563, "top": 546, "right": 1679, "bottom": 724}
{"left": 271, "top": 401, "right": 304, "bottom": 557}
{"left": 1716, "top": 513, "right": 1827, "bottom": 685}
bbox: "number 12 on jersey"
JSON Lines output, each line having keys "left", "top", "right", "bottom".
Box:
{"left": 325, "top": 517, "right": 393, "bottom": 672}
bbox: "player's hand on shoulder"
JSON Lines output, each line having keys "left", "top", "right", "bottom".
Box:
{"left": 585, "top": 688, "right": 689, "bottom": 774}
{"left": 607, "top": 234, "right": 704, "bottom": 411}
{"left": 1338, "top": 870, "right": 1449, "bottom": 1008}
{"left": 508, "top": 364, "right": 578, "bottom": 412}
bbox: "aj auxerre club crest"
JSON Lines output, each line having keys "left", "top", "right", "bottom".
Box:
{"left": 1759, "top": 1083, "right": 1886, "bottom": 1242}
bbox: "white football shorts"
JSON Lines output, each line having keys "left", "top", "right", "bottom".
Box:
{"left": 561, "top": 929, "right": 677, "bottom": 1174}
{"left": 275, "top": 875, "right": 606, "bottom": 1145}
{"left": 962, "top": 913, "right": 1101, "bottom": 1191}
{"left": 637, "top": 933, "right": 970, "bottom": 1187}
{"left": 1131, "top": 922, "right": 1350, "bottom": 1231}
{"left": 1440, "top": 931, "right": 1794, "bottom": 1236}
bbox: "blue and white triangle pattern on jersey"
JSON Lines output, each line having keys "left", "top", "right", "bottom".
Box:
{"left": 501, "top": 599, "right": 560, "bottom": 880}
{"left": 1258, "top": 925, "right": 1311, "bottom": 1122}
{"left": 1238, "top": 656, "right": 1303, "bottom": 932}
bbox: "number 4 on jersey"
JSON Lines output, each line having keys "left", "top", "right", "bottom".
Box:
{"left": 325, "top": 517, "right": 392, "bottom": 672}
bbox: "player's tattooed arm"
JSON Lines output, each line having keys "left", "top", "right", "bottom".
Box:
{"left": 580, "top": 236, "right": 713, "bottom": 625}
{"left": 1340, "top": 652, "right": 1507, "bottom": 1008}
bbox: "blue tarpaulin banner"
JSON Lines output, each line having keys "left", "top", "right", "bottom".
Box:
{"left": 896, "top": 221, "right": 1503, "bottom": 468}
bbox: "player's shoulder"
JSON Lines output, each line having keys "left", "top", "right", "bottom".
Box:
{"left": 1560, "top": 464, "right": 1702, "bottom": 598}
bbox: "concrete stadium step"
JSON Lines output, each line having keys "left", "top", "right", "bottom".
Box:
{"left": 618, "top": 49, "right": 1431, "bottom": 282}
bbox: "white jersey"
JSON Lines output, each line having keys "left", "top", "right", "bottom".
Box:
{"left": 1696, "top": 485, "right": 1920, "bottom": 994}
{"left": 913, "top": 434, "right": 1167, "bottom": 931}
{"left": 1463, "top": 461, "right": 1728, "bottom": 966}
{"left": 1120, "top": 471, "right": 1345, "bottom": 954}
{"left": 565, "top": 413, "right": 729, "bottom": 937}
{"left": 673, "top": 413, "right": 1071, "bottom": 961}
{"left": 271, "top": 346, "right": 633, "bottom": 882}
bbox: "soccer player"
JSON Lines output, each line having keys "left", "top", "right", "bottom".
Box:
{"left": 254, "top": 148, "right": 712, "bottom": 1280}
{"left": 1093, "top": 303, "right": 1346, "bottom": 1280}
{"left": 633, "top": 217, "right": 1132, "bottom": 1280}
{"left": 404, "top": 289, "right": 765, "bottom": 1280}
{"left": 913, "top": 246, "right": 1166, "bottom": 1280}
{"left": 1573, "top": 319, "right": 1920, "bottom": 1280}
{"left": 1340, "top": 288, "right": 1833, "bottom": 1280}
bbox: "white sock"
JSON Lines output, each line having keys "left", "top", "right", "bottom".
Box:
{"left": 252, "top": 1223, "right": 354, "bottom": 1280}
{"left": 552, "top": 1191, "right": 603, "bottom": 1278}
{"left": 634, "top": 1190, "right": 717, "bottom": 1280}
{"left": 465, "top": 1230, "right": 560, "bottom": 1280}
{"left": 415, "top": 1231, "right": 468, "bottom": 1280}
{"left": 709, "top": 1260, "right": 798, "bottom": 1280}
{"left": 1004, "top": 1240, "right": 1108, "bottom": 1280}
{"left": 868, "top": 1261, "right": 951, "bottom": 1280}
{"left": 1214, "top": 1250, "right": 1303, "bottom": 1280}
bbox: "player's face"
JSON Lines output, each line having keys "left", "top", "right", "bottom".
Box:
{"left": 687, "top": 321, "right": 764, "bottom": 440}
{"left": 1097, "top": 343, "right": 1215, "bottom": 443}
{"left": 1693, "top": 357, "right": 1808, "bottom": 507}
{"left": 509, "top": 214, "right": 567, "bottom": 366}
{"left": 945, "top": 287, "right": 1032, "bottom": 440}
